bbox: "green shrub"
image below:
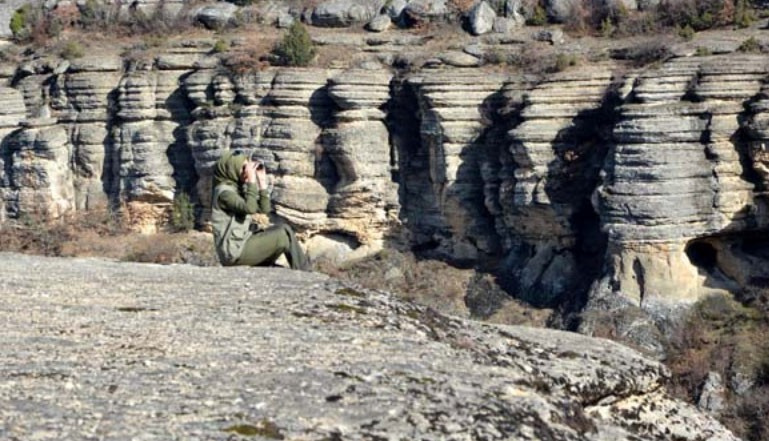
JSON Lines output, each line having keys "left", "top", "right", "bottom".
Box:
{"left": 738, "top": 36, "right": 761, "bottom": 52}
{"left": 734, "top": 0, "right": 756, "bottom": 28}
{"left": 554, "top": 53, "right": 579, "bottom": 72}
{"left": 79, "top": 0, "right": 116, "bottom": 29}
{"left": 171, "top": 193, "right": 195, "bottom": 232}
{"left": 656, "top": 0, "right": 733, "bottom": 31}
{"left": 599, "top": 17, "right": 615, "bottom": 37}
{"left": 676, "top": 23, "right": 695, "bottom": 40}
{"left": 10, "top": 6, "right": 28, "bottom": 39}
{"left": 60, "top": 41, "right": 85, "bottom": 60}
{"left": 527, "top": 4, "right": 548, "bottom": 25}
{"left": 272, "top": 22, "right": 316, "bottom": 67}
{"left": 143, "top": 34, "right": 166, "bottom": 48}
{"left": 482, "top": 48, "right": 508, "bottom": 65}
{"left": 612, "top": 12, "right": 659, "bottom": 36}
{"left": 212, "top": 39, "right": 229, "bottom": 54}
{"left": 697, "top": 10, "right": 715, "bottom": 28}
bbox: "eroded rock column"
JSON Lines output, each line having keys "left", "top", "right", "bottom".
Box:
{"left": 259, "top": 69, "right": 333, "bottom": 230}
{"left": 503, "top": 65, "right": 617, "bottom": 306}
{"left": 113, "top": 52, "right": 203, "bottom": 232}
{"left": 595, "top": 56, "right": 767, "bottom": 311}
{"left": 56, "top": 55, "right": 123, "bottom": 211}
{"left": 405, "top": 71, "right": 508, "bottom": 261}
{"left": 322, "top": 68, "right": 398, "bottom": 252}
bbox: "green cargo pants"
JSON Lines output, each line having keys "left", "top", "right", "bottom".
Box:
{"left": 235, "top": 224, "right": 309, "bottom": 270}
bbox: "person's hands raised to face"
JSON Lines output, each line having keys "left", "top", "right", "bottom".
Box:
{"left": 242, "top": 160, "right": 268, "bottom": 190}
{"left": 253, "top": 161, "right": 267, "bottom": 190}
{"left": 242, "top": 160, "right": 257, "bottom": 184}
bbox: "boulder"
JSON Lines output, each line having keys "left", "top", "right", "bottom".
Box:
{"left": 403, "top": 0, "right": 449, "bottom": 23}
{"left": 310, "top": 0, "right": 385, "bottom": 27}
{"left": 366, "top": 14, "right": 392, "bottom": 32}
{"left": 545, "top": 0, "right": 578, "bottom": 23}
{"left": 504, "top": 0, "right": 526, "bottom": 21}
{"left": 493, "top": 16, "right": 519, "bottom": 33}
{"left": 468, "top": 1, "right": 497, "bottom": 36}
{"left": 195, "top": 3, "right": 239, "bottom": 29}
{"left": 383, "top": 0, "right": 408, "bottom": 18}
{"left": 463, "top": 43, "right": 486, "bottom": 58}
{"left": 533, "top": 28, "right": 564, "bottom": 44}
{"left": 698, "top": 372, "right": 726, "bottom": 415}
{"left": 439, "top": 51, "right": 482, "bottom": 67}
{"left": 252, "top": 0, "right": 292, "bottom": 25}
{"left": 277, "top": 12, "right": 295, "bottom": 28}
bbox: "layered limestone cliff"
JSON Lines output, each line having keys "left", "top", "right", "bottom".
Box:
{"left": 3, "top": 49, "right": 769, "bottom": 345}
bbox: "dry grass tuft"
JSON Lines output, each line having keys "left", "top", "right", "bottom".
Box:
{"left": 314, "top": 247, "right": 550, "bottom": 326}
{"left": 0, "top": 209, "right": 216, "bottom": 266}
{"left": 665, "top": 293, "right": 769, "bottom": 441}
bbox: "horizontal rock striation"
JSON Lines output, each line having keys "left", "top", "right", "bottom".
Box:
{"left": 185, "top": 66, "right": 398, "bottom": 258}
{"left": 0, "top": 252, "right": 738, "bottom": 441}
{"left": 400, "top": 71, "right": 512, "bottom": 261}
{"left": 591, "top": 56, "right": 769, "bottom": 315}
{"left": 3, "top": 50, "right": 769, "bottom": 337}
{"left": 500, "top": 64, "right": 618, "bottom": 307}
{"left": 325, "top": 68, "right": 398, "bottom": 245}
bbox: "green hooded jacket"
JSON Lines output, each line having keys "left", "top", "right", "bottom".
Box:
{"left": 211, "top": 150, "right": 271, "bottom": 264}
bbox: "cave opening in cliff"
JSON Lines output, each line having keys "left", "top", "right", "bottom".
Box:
{"left": 686, "top": 240, "right": 718, "bottom": 271}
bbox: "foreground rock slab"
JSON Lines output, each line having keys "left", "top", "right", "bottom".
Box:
{"left": 0, "top": 253, "right": 736, "bottom": 440}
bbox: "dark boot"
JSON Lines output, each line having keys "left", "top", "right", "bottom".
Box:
{"left": 282, "top": 224, "right": 310, "bottom": 270}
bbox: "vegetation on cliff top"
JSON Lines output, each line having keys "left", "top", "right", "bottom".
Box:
{"left": 271, "top": 22, "right": 316, "bottom": 67}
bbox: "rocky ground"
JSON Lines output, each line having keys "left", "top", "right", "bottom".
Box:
{"left": 0, "top": 252, "right": 738, "bottom": 440}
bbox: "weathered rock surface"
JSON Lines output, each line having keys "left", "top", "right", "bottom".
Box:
{"left": 403, "top": 0, "right": 450, "bottom": 23}
{"left": 501, "top": 65, "right": 615, "bottom": 307}
{"left": 195, "top": 3, "right": 240, "bottom": 29}
{"left": 400, "top": 70, "right": 509, "bottom": 261}
{"left": 468, "top": 1, "right": 497, "bottom": 36}
{"left": 0, "top": 47, "right": 206, "bottom": 231}
{"left": 546, "top": 0, "right": 578, "bottom": 23}
{"left": 310, "top": 0, "right": 385, "bottom": 27}
{"left": 366, "top": 14, "right": 392, "bottom": 32}
{"left": 578, "top": 55, "right": 769, "bottom": 354}
{"left": 3, "top": 47, "right": 769, "bottom": 354}
{"left": 0, "top": 253, "right": 738, "bottom": 441}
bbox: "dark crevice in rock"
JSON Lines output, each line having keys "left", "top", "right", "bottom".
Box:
{"left": 682, "top": 68, "right": 704, "bottom": 103}
{"left": 632, "top": 257, "right": 646, "bottom": 306}
{"left": 700, "top": 111, "right": 713, "bottom": 145}
{"left": 384, "top": 77, "right": 401, "bottom": 186}
{"left": 0, "top": 129, "right": 21, "bottom": 218}
{"left": 388, "top": 77, "right": 439, "bottom": 252}
{"left": 165, "top": 72, "right": 198, "bottom": 202}
{"left": 737, "top": 93, "right": 768, "bottom": 193}
{"left": 545, "top": 81, "right": 622, "bottom": 319}
{"left": 311, "top": 85, "right": 341, "bottom": 195}
{"left": 103, "top": 87, "right": 121, "bottom": 210}
{"left": 457, "top": 87, "right": 508, "bottom": 258}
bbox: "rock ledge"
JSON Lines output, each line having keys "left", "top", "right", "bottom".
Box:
{"left": 0, "top": 253, "right": 736, "bottom": 440}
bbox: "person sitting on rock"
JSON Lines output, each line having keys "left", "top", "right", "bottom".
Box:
{"left": 211, "top": 149, "right": 309, "bottom": 270}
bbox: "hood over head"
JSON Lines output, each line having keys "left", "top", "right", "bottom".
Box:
{"left": 213, "top": 149, "right": 248, "bottom": 189}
